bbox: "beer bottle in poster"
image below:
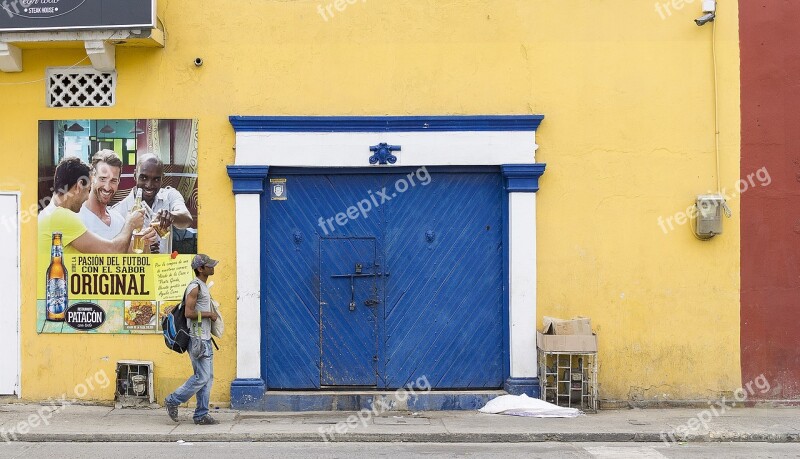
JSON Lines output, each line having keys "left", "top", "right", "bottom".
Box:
{"left": 131, "top": 187, "right": 143, "bottom": 214}
{"left": 131, "top": 188, "right": 145, "bottom": 254}
{"left": 45, "top": 232, "right": 68, "bottom": 322}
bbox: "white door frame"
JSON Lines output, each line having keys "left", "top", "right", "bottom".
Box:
{"left": 0, "top": 192, "right": 21, "bottom": 396}
{"left": 226, "top": 116, "right": 547, "bottom": 406}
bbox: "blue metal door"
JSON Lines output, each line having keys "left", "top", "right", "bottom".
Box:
{"left": 264, "top": 173, "right": 383, "bottom": 389}
{"left": 382, "top": 172, "right": 504, "bottom": 388}
{"left": 320, "top": 238, "right": 379, "bottom": 386}
{"left": 264, "top": 168, "right": 503, "bottom": 390}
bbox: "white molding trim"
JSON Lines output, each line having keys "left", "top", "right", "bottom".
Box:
{"left": 235, "top": 131, "right": 538, "bottom": 167}
{"left": 0, "top": 43, "right": 22, "bottom": 72}
{"left": 0, "top": 20, "right": 165, "bottom": 48}
{"left": 508, "top": 192, "right": 538, "bottom": 378}
{"left": 231, "top": 125, "right": 542, "bottom": 390}
{"left": 84, "top": 40, "right": 115, "bottom": 71}
{"left": 234, "top": 194, "right": 262, "bottom": 379}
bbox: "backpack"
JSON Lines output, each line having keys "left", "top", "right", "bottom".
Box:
{"left": 162, "top": 281, "right": 197, "bottom": 353}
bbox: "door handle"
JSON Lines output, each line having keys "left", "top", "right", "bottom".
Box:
{"left": 329, "top": 263, "right": 387, "bottom": 312}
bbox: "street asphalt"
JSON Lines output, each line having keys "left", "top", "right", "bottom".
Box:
{"left": 3, "top": 442, "right": 800, "bottom": 458}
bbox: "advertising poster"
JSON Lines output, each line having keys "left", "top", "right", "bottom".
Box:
{"left": 36, "top": 119, "right": 199, "bottom": 334}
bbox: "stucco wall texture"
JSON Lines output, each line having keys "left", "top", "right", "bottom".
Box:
{"left": 0, "top": 0, "right": 741, "bottom": 403}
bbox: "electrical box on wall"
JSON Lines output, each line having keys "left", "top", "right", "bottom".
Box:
{"left": 115, "top": 360, "right": 155, "bottom": 408}
{"left": 695, "top": 194, "right": 729, "bottom": 239}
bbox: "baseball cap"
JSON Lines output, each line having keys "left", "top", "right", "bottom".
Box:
{"left": 191, "top": 253, "right": 219, "bottom": 270}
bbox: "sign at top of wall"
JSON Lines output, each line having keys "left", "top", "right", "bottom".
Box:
{"left": 0, "top": 0, "right": 155, "bottom": 32}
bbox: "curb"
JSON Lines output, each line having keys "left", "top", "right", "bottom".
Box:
{"left": 5, "top": 432, "right": 800, "bottom": 443}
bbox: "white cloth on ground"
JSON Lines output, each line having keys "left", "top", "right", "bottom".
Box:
{"left": 479, "top": 393, "right": 582, "bottom": 417}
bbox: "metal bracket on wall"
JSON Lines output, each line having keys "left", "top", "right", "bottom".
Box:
{"left": 369, "top": 143, "right": 401, "bottom": 165}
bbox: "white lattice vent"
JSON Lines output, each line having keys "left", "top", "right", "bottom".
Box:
{"left": 46, "top": 67, "right": 116, "bottom": 108}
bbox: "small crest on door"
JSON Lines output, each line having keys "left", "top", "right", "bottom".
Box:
{"left": 270, "top": 178, "right": 287, "bottom": 201}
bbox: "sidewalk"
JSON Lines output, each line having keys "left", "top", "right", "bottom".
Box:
{"left": 1, "top": 403, "right": 800, "bottom": 443}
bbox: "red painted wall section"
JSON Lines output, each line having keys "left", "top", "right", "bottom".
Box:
{"left": 740, "top": 0, "right": 800, "bottom": 399}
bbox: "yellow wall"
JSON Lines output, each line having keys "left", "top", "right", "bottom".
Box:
{"left": 0, "top": 0, "right": 740, "bottom": 403}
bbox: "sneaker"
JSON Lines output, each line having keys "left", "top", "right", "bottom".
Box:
{"left": 193, "top": 415, "right": 219, "bottom": 425}
{"left": 165, "top": 400, "right": 179, "bottom": 422}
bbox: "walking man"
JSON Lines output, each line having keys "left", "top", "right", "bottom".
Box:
{"left": 165, "top": 254, "right": 220, "bottom": 425}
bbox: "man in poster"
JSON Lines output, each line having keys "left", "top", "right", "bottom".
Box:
{"left": 78, "top": 150, "right": 156, "bottom": 250}
{"left": 38, "top": 156, "right": 148, "bottom": 257}
{"left": 113, "top": 153, "right": 193, "bottom": 254}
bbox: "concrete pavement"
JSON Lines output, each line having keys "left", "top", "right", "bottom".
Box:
{"left": 1, "top": 403, "right": 800, "bottom": 443}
